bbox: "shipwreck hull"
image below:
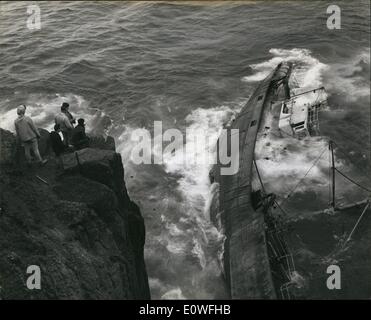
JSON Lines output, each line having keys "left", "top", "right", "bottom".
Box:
{"left": 210, "top": 63, "right": 292, "bottom": 299}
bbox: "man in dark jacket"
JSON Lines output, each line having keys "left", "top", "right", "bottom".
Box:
{"left": 49, "top": 124, "right": 66, "bottom": 157}
{"left": 71, "top": 118, "right": 89, "bottom": 150}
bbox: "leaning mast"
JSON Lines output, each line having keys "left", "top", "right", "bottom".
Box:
{"left": 329, "top": 140, "right": 336, "bottom": 209}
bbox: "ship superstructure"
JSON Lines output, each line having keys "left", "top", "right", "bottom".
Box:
{"left": 278, "top": 87, "right": 327, "bottom": 138}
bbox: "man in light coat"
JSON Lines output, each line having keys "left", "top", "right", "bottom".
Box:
{"left": 14, "top": 105, "right": 48, "bottom": 165}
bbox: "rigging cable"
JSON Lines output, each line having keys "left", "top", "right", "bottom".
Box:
{"left": 334, "top": 168, "right": 371, "bottom": 193}
{"left": 253, "top": 159, "right": 267, "bottom": 195}
{"left": 274, "top": 199, "right": 292, "bottom": 217}
{"left": 329, "top": 140, "right": 371, "bottom": 193}
{"left": 344, "top": 201, "right": 370, "bottom": 244}
{"left": 278, "top": 146, "right": 328, "bottom": 207}
{"left": 254, "top": 158, "right": 293, "bottom": 216}
{"left": 328, "top": 147, "right": 332, "bottom": 205}
{"left": 332, "top": 140, "right": 371, "bottom": 179}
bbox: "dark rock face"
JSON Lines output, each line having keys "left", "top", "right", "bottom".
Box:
{"left": 0, "top": 128, "right": 150, "bottom": 299}
{"left": 89, "top": 135, "right": 116, "bottom": 151}
{"left": 0, "top": 129, "right": 16, "bottom": 165}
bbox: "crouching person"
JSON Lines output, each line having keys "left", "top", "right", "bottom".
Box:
{"left": 71, "top": 118, "right": 89, "bottom": 150}
{"left": 14, "top": 105, "right": 48, "bottom": 166}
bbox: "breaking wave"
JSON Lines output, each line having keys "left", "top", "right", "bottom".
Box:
{"left": 242, "top": 48, "right": 329, "bottom": 88}
{"left": 0, "top": 93, "right": 105, "bottom": 133}
{"left": 162, "top": 105, "right": 237, "bottom": 210}
{"left": 113, "top": 102, "right": 243, "bottom": 299}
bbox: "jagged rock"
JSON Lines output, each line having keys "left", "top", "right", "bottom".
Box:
{"left": 0, "top": 128, "right": 150, "bottom": 299}
{"left": 61, "top": 148, "right": 130, "bottom": 204}
{"left": 89, "top": 135, "right": 115, "bottom": 151}
{"left": 0, "top": 129, "right": 17, "bottom": 165}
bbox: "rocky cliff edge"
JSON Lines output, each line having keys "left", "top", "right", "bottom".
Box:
{"left": 0, "top": 128, "right": 150, "bottom": 299}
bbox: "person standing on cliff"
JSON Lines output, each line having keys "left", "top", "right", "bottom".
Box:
{"left": 62, "top": 102, "right": 76, "bottom": 125}
{"left": 14, "top": 105, "right": 48, "bottom": 166}
{"left": 55, "top": 102, "right": 75, "bottom": 147}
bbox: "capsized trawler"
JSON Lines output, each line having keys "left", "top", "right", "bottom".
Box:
{"left": 209, "top": 62, "right": 370, "bottom": 299}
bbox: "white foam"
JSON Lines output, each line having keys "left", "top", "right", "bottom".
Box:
{"left": 191, "top": 238, "right": 206, "bottom": 269}
{"left": 116, "top": 124, "right": 145, "bottom": 164}
{"left": 167, "top": 222, "right": 184, "bottom": 237}
{"left": 166, "top": 242, "right": 187, "bottom": 255}
{"left": 254, "top": 135, "right": 331, "bottom": 197}
{"left": 161, "top": 288, "right": 186, "bottom": 300}
{"left": 0, "top": 93, "right": 101, "bottom": 133}
{"left": 114, "top": 103, "right": 241, "bottom": 298}
{"left": 162, "top": 106, "right": 237, "bottom": 210}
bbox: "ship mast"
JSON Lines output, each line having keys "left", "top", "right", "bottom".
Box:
{"left": 283, "top": 64, "right": 292, "bottom": 99}
{"left": 329, "top": 140, "right": 336, "bottom": 209}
